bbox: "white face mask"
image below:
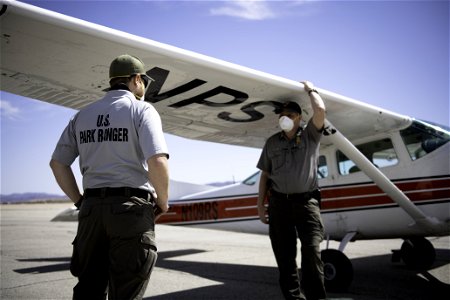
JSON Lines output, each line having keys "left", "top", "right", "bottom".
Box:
{"left": 279, "top": 116, "right": 294, "bottom": 132}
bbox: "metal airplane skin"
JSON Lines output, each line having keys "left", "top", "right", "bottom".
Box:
{"left": 1, "top": 0, "right": 448, "bottom": 291}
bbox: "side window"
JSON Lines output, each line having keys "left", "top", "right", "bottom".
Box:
{"left": 337, "top": 151, "right": 355, "bottom": 175}
{"left": 400, "top": 120, "right": 450, "bottom": 161}
{"left": 242, "top": 171, "right": 260, "bottom": 185}
{"left": 317, "top": 155, "right": 328, "bottom": 178}
{"left": 337, "top": 138, "right": 398, "bottom": 175}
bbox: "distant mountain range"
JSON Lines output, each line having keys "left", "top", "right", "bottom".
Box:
{"left": 0, "top": 181, "right": 234, "bottom": 204}
{"left": 0, "top": 193, "right": 69, "bottom": 204}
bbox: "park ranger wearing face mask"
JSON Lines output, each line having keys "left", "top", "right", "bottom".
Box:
{"left": 278, "top": 114, "right": 295, "bottom": 132}
{"left": 256, "top": 81, "right": 327, "bottom": 300}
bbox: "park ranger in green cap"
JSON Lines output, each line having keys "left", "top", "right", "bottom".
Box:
{"left": 50, "top": 54, "right": 169, "bottom": 299}
{"left": 109, "top": 54, "right": 153, "bottom": 100}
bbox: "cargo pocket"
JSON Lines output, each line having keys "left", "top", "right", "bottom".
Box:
{"left": 306, "top": 200, "right": 325, "bottom": 243}
{"left": 70, "top": 236, "right": 80, "bottom": 277}
{"left": 110, "top": 231, "right": 157, "bottom": 280}
{"left": 136, "top": 232, "right": 157, "bottom": 279}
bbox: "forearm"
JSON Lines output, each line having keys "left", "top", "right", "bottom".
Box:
{"left": 147, "top": 154, "right": 169, "bottom": 210}
{"left": 49, "top": 159, "right": 81, "bottom": 203}
{"left": 258, "top": 171, "right": 269, "bottom": 205}
{"left": 303, "top": 81, "right": 326, "bottom": 129}
{"left": 257, "top": 171, "right": 270, "bottom": 224}
{"left": 309, "top": 91, "right": 325, "bottom": 114}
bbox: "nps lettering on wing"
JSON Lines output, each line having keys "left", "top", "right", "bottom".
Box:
{"left": 79, "top": 114, "right": 129, "bottom": 144}
{"left": 144, "top": 67, "right": 284, "bottom": 122}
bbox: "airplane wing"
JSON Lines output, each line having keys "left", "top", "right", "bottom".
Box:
{"left": 0, "top": 1, "right": 412, "bottom": 148}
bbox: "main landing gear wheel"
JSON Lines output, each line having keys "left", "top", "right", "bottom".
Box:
{"left": 321, "top": 249, "right": 353, "bottom": 292}
{"left": 400, "top": 237, "right": 436, "bottom": 269}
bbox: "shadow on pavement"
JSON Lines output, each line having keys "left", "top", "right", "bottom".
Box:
{"left": 12, "top": 248, "right": 450, "bottom": 299}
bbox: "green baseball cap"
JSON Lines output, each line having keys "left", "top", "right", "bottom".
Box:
{"left": 109, "top": 54, "right": 153, "bottom": 83}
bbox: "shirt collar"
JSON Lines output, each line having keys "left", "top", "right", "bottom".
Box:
{"left": 278, "top": 127, "right": 303, "bottom": 141}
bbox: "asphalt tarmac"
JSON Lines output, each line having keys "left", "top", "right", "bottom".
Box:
{"left": 1, "top": 203, "right": 449, "bottom": 300}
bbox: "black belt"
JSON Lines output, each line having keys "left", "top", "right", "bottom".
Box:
{"left": 270, "top": 189, "right": 321, "bottom": 201}
{"left": 84, "top": 187, "right": 149, "bottom": 199}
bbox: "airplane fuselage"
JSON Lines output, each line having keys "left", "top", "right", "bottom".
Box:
{"left": 159, "top": 120, "right": 450, "bottom": 241}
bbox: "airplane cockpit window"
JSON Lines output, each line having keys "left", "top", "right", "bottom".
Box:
{"left": 318, "top": 155, "right": 328, "bottom": 179}
{"left": 337, "top": 138, "right": 398, "bottom": 175}
{"left": 400, "top": 120, "right": 450, "bottom": 161}
{"left": 242, "top": 171, "right": 260, "bottom": 185}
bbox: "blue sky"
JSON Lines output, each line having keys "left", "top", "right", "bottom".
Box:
{"left": 1, "top": 0, "right": 449, "bottom": 194}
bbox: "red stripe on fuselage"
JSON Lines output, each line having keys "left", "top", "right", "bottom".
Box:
{"left": 320, "top": 177, "right": 450, "bottom": 210}
{"left": 158, "top": 177, "right": 450, "bottom": 224}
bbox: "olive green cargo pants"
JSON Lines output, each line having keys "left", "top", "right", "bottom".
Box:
{"left": 70, "top": 195, "right": 157, "bottom": 300}
{"left": 269, "top": 196, "right": 327, "bottom": 300}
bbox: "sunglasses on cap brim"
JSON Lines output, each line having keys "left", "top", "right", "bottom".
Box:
{"left": 136, "top": 74, "right": 152, "bottom": 88}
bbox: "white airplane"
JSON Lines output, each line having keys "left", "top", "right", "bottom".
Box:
{"left": 1, "top": 0, "right": 449, "bottom": 292}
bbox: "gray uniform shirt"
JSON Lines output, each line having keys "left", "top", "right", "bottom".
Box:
{"left": 257, "top": 120, "right": 322, "bottom": 194}
{"left": 52, "top": 89, "right": 169, "bottom": 192}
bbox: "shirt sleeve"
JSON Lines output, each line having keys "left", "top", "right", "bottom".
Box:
{"left": 138, "top": 104, "right": 169, "bottom": 161}
{"left": 306, "top": 119, "right": 323, "bottom": 145}
{"left": 51, "top": 115, "right": 79, "bottom": 166}
{"left": 256, "top": 142, "right": 271, "bottom": 172}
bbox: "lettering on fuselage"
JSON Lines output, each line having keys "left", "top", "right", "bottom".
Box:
{"left": 181, "top": 202, "right": 219, "bottom": 222}
{"left": 144, "top": 67, "right": 284, "bottom": 122}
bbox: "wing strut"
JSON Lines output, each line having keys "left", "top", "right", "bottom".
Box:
{"left": 324, "top": 120, "right": 443, "bottom": 234}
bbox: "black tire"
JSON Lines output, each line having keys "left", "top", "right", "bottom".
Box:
{"left": 400, "top": 237, "right": 436, "bottom": 269}
{"left": 321, "top": 249, "right": 353, "bottom": 292}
